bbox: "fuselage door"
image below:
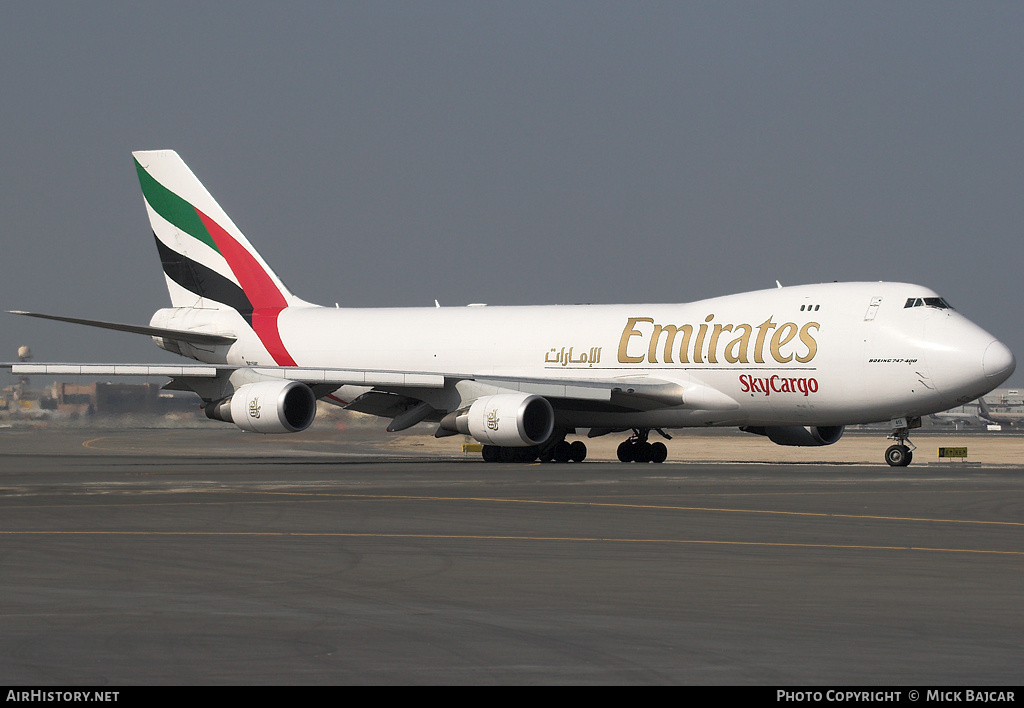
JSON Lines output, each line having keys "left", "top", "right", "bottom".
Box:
{"left": 864, "top": 297, "right": 883, "bottom": 321}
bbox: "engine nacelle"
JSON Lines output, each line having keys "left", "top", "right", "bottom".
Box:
{"left": 205, "top": 381, "right": 317, "bottom": 434}
{"left": 444, "top": 393, "right": 555, "bottom": 446}
{"left": 741, "top": 425, "right": 845, "bottom": 447}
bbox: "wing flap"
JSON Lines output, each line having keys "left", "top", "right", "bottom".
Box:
{"left": 476, "top": 375, "right": 688, "bottom": 405}
{"left": 248, "top": 367, "right": 445, "bottom": 387}
{"left": 474, "top": 377, "right": 612, "bottom": 402}
{"left": 474, "top": 374, "right": 738, "bottom": 410}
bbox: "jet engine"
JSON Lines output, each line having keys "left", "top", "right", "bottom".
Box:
{"left": 441, "top": 393, "right": 555, "bottom": 446}
{"left": 205, "top": 380, "right": 317, "bottom": 433}
{"left": 741, "top": 425, "right": 845, "bottom": 447}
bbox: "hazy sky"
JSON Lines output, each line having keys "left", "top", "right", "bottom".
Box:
{"left": 2, "top": 2, "right": 1022, "bottom": 385}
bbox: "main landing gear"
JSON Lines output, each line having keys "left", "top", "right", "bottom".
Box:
{"left": 884, "top": 417, "right": 920, "bottom": 467}
{"left": 480, "top": 434, "right": 588, "bottom": 463}
{"left": 616, "top": 428, "right": 669, "bottom": 463}
{"left": 542, "top": 439, "right": 588, "bottom": 463}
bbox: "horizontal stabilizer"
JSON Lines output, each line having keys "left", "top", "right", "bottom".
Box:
{"left": 9, "top": 311, "right": 236, "bottom": 346}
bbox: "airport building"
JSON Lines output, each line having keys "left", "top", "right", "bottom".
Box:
{"left": 1, "top": 380, "right": 199, "bottom": 419}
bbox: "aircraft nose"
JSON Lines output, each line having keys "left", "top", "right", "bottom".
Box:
{"left": 983, "top": 339, "right": 1016, "bottom": 382}
{"left": 923, "top": 316, "right": 1014, "bottom": 399}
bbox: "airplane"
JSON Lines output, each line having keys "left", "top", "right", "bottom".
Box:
{"left": 4, "top": 150, "right": 1017, "bottom": 467}
{"left": 978, "top": 397, "right": 1024, "bottom": 427}
{"left": 928, "top": 407, "right": 984, "bottom": 429}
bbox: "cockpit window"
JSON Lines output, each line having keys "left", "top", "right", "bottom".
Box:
{"left": 904, "top": 297, "right": 954, "bottom": 310}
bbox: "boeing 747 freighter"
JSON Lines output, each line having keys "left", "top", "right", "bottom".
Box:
{"left": 7, "top": 151, "right": 1016, "bottom": 466}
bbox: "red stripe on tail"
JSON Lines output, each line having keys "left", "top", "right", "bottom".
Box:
{"left": 195, "top": 209, "right": 297, "bottom": 367}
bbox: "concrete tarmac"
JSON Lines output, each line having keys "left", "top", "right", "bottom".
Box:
{"left": 1, "top": 426, "right": 1022, "bottom": 684}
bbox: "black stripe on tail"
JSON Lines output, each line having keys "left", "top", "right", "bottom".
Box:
{"left": 154, "top": 234, "right": 254, "bottom": 326}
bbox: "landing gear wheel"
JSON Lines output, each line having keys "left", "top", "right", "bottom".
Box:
{"left": 552, "top": 440, "right": 572, "bottom": 463}
{"left": 635, "top": 441, "right": 653, "bottom": 463}
{"left": 617, "top": 441, "right": 634, "bottom": 462}
{"left": 482, "top": 445, "right": 500, "bottom": 463}
{"left": 517, "top": 446, "right": 539, "bottom": 463}
{"left": 885, "top": 417, "right": 920, "bottom": 468}
{"left": 617, "top": 429, "right": 669, "bottom": 462}
{"left": 885, "top": 444, "right": 912, "bottom": 467}
{"left": 569, "top": 440, "right": 588, "bottom": 463}
{"left": 650, "top": 442, "right": 668, "bottom": 464}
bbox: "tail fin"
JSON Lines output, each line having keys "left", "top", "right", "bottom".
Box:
{"left": 978, "top": 396, "right": 991, "bottom": 417}
{"left": 134, "top": 150, "right": 307, "bottom": 313}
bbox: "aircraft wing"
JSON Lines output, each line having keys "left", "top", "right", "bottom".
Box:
{"left": 7, "top": 363, "right": 445, "bottom": 389}
{"left": 5, "top": 363, "right": 736, "bottom": 410}
{"left": 473, "top": 374, "right": 736, "bottom": 409}
{"left": 5, "top": 309, "right": 736, "bottom": 409}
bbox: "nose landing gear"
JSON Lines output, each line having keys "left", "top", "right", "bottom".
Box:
{"left": 884, "top": 443, "right": 913, "bottom": 467}
{"left": 884, "top": 417, "right": 920, "bottom": 467}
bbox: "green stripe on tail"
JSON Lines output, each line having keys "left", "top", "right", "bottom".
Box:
{"left": 135, "top": 159, "right": 220, "bottom": 253}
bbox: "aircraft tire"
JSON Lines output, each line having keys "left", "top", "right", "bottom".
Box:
{"left": 553, "top": 440, "right": 572, "bottom": 463}
{"left": 617, "top": 441, "right": 634, "bottom": 462}
{"left": 650, "top": 441, "right": 668, "bottom": 463}
{"left": 482, "top": 445, "right": 500, "bottom": 463}
{"left": 885, "top": 444, "right": 912, "bottom": 467}
{"left": 569, "top": 441, "right": 587, "bottom": 463}
{"left": 635, "top": 441, "right": 653, "bottom": 463}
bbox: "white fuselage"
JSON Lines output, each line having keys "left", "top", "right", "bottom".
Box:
{"left": 160, "top": 281, "right": 1015, "bottom": 430}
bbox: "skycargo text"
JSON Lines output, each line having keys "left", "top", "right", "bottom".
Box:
{"left": 739, "top": 374, "right": 819, "bottom": 397}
